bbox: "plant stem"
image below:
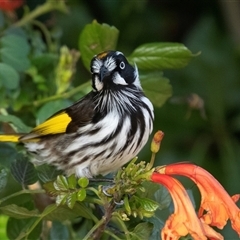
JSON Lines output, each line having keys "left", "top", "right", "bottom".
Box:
{"left": 91, "top": 201, "right": 116, "bottom": 240}
{"left": 32, "top": 20, "right": 53, "bottom": 52}
{"left": 82, "top": 217, "right": 105, "bottom": 240}
{"left": 14, "top": 0, "right": 68, "bottom": 28}
{"left": 0, "top": 189, "right": 45, "bottom": 204}
{"left": 33, "top": 81, "right": 90, "bottom": 107}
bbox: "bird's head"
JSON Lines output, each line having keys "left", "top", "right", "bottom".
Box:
{"left": 90, "top": 51, "right": 141, "bottom": 92}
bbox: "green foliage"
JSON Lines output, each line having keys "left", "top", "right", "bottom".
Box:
{"left": 0, "top": 1, "right": 196, "bottom": 239}
{"left": 79, "top": 20, "right": 119, "bottom": 70}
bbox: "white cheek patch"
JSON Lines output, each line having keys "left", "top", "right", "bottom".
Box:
{"left": 113, "top": 72, "right": 128, "bottom": 85}
{"left": 94, "top": 75, "right": 103, "bottom": 91}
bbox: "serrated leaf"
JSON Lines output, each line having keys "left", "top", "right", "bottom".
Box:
{"left": 141, "top": 71, "right": 172, "bottom": 107}
{"left": 0, "top": 204, "right": 39, "bottom": 219}
{"left": 77, "top": 189, "right": 86, "bottom": 202}
{"left": 0, "top": 114, "right": 31, "bottom": 132}
{"left": 0, "top": 167, "right": 8, "bottom": 192}
{"left": 56, "top": 194, "right": 67, "bottom": 206}
{"left": 54, "top": 175, "right": 69, "bottom": 191}
{"left": 79, "top": 20, "right": 119, "bottom": 70}
{"left": 128, "top": 42, "right": 194, "bottom": 70}
{"left": 10, "top": 154, "right": 38, "bottom": 186}
{"left": 37, "top": 164, "right": 62, "bottom": 183}
{"left": 66, "top": 192, "right": 77, "bottom": 209}
{"left": 77, "top": 177, "right": 89, "bottom": 188}
{"left": 43, "top": 181, "right": 59, "bottom": 196}
{"left": 130, "top": 222, "right": 153, "bottom": 240}
{"left": 0, "top": 63, "right": 19, "bottom": 89}
{"left": 133, "top": 196, "right": 159, "bottom": 212}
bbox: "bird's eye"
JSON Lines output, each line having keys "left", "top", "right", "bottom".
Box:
{"left": 119, "top": 61, "right": 125, "bottom": 70}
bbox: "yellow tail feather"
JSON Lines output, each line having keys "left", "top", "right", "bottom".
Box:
{"left": 0, "top": 135, "right": 21, "bottom": 142}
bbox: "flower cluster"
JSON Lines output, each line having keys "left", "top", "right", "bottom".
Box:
{"left": 149, "top": 132, "right": 240, "bottom": 239}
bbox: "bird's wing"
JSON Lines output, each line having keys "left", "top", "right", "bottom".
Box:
{"left": 20, "top": 92, "right": 96, "bottom": 141}
{"left": 20, "top": 111, "right": 72, "bottom": 141}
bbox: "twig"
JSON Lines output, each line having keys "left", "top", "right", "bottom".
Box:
{"left": 92, "top": 200, "right": 116, "bottom": 240}
{"left": 33, "top": 81, "right": 90, "bottom": 107}
{"left": 14, "top": 0, "right": 68, "bottom": 28}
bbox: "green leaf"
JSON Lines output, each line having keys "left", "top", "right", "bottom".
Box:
{"left": 10, "top": 154, "right": 38, "bottom": 186}
{"left": 0, "top": 114, "right": 31, "bottom": 132}
{"left": 130, "top": 222, "right": 153, "bottom": 240}
{"left": 0, "top": 204, "right": 39, "bottom": 219}
{"left": 66, "top": 192, "right": 77, "bottom": 209}
{"left": 0, "top": 167, "right": 8, "bottom": 192}
{"left": 79, "top": 20, "right": 119, "bottom": 70}
{"left": 37, "top": 164, "right": 62, "bottom": 183}
{"left": 73, "top": 202, "right": 94, "bottom": 220}
{"left": 0, "top": 143, "right": 17, "bottom": 167}
{"left": 54, "top": 175, "right": 69, "bottom": 191}
{"left": 154, "top": 185, "right": 171, "bottom": 210}
{"left": 45, "top": 205, "right": 80, "bottom": 221}
{"left": 43, "top": 181, "right": 59, "bottom": 196}
{"left": 6, "top": 217, "right": 42, "bottom": 240}
{"left": 78, "top": 177, "right": 89, "bottom": 188}
{"left": 0, "top": 63, "right": 19, "bottom": 90}
{"left": 77, "top": 189, "right": 86, "bottom": 202}
{"left": 0, "top": 215, "right": 8, "bottom": 240}
{"left": 128, "top": 42, "right": 194, "bottom": 70}
{"left": 56, "top": 194, "right": 67, "bottom": 206}
{"left": 0, "top": 34, "right": 30, "bottom": 71}
{"left": 141, "top": 71, "right": 172, "bottom": 107}
{"left": 1, "top": 34, "right": 29, "bottom": 55}
{"left": 68, "top": 174, "right": 77, "bottom": 189}
{"left": 0, "top": 48, "right": 30, "bottom": 72}
{"left": 49, "top": 221, "right": 69, "bottom": 240}
{"left": 133, "top": 196, "right": 159, "bottom": 212}
{"left": 32, "top": 53, "right": 58, "bottom": 70}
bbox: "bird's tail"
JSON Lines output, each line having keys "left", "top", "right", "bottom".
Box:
{"left": 0, "top": 134, "right": 21, "bottom": 142}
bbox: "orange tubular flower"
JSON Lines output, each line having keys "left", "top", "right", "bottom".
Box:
{"left": 151, "top": 173, "right": 223, "bottom": 240}
{"left": 156, "top": 163, "right": 240, "bottom": 237}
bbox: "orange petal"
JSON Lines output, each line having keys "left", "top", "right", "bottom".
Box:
{"left": 151, "top": 172, "right": 223, "bottom": 240}
{"left": 157, "top": 163, "right": 240, "bottom": 236}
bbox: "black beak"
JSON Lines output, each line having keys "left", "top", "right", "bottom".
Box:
{"left": 100, "top": 66, "right": 109, "bottom": 82}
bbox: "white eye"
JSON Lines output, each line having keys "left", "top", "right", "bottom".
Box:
{"left": 119, "top": 61, "right": 125, "bottom": 69}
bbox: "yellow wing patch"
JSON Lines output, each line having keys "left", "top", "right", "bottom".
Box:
{"left": 0, "top": 135, "right": 20, "bottom": 142}
{"left": 33, "top": 111, "right": 72, "bottom": 136}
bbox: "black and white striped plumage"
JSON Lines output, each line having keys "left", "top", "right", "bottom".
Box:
{"left": 2, "top": 51, "right": 154, "bottom": 177}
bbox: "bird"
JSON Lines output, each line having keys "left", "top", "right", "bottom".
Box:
{"left": 0, "top": 51, "right": 154, "bottom": 178}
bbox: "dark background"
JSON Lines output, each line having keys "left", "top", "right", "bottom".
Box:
{"left": 27, "top": 0, "right": 240, "bottom": 238}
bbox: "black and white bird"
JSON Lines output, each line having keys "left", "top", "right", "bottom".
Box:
{"left": 0, "top": 51, "right": 154, "bottom": 177}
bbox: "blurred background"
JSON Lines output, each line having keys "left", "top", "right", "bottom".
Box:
{"left": 17, "top": 0, "right": 240, "bottom": 238}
